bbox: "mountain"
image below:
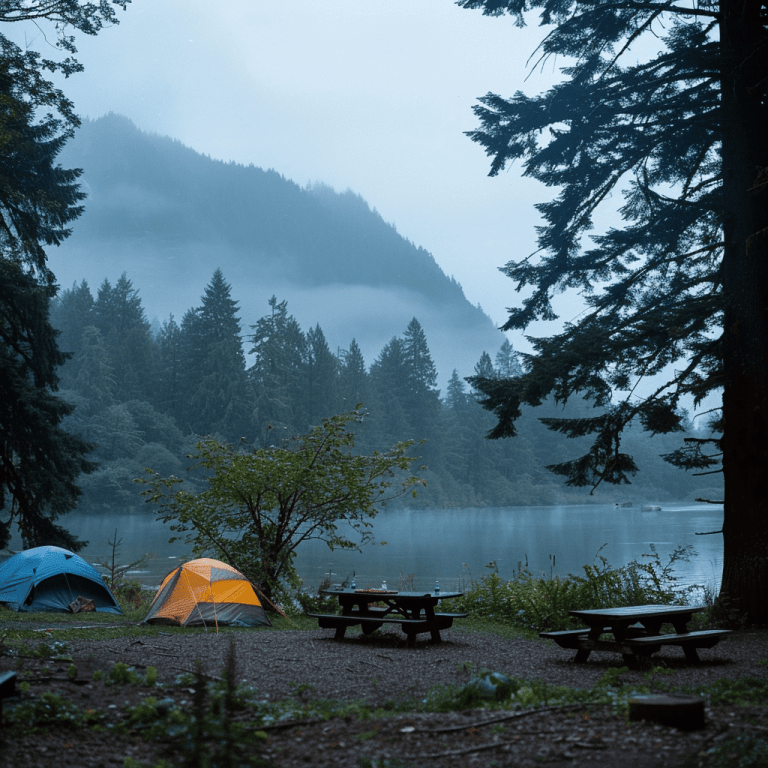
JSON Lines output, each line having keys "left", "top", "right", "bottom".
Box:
{"left": 51, "top": 113, "right": 503, "bottom": 384}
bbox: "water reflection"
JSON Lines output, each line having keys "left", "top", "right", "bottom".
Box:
{"left": 3, "top": 503, "right": 723, "bottom": 596}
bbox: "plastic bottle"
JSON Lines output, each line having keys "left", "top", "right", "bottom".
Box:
{"left": 435, "top": 580, "right": 440, "bottom": 593}
{"left": 382, "top": 579, "right": 387, "bottom": 590}
{"left": 351, "top": 572, "right": 356, "bottom": 589}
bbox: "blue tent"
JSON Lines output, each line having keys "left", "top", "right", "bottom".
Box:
{"left": 0, "top": 546, "right": 122, "bottom": 614}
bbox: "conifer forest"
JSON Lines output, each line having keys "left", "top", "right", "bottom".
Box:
{"left": 49, "top": 269, "right": 717, "bottom": 514}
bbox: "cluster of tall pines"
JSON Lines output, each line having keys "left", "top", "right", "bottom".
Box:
{"left": 51, "top": 269, "right": 714, "bottom": 511}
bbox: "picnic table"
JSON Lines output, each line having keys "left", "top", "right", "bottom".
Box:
{"left": 307, "top": 588, "right": 467, "bottom": 647}
{"left": 540, "top": 604, "right": 731, "bottom": 666}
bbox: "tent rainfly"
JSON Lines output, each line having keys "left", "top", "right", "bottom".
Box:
{"left": 142, "top": 558, "right": 271, "bottom": 628}
{"left": 0, "top": 545, "right": 122, "bottom": 613}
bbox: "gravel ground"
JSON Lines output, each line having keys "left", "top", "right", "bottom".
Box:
{"left": 1, "top": 622, "right": 767, "bottom": 767}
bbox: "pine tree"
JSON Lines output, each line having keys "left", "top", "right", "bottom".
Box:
{"left": 368, "top": 336, "right": 411, "bottom": 446}
{"left": 338, "top": 338, "right": 369, "bottom": 412}
{"left": 49, "top": 280, "right": 95, "bottom": 388}
{"left": 471, "top": 352, "right": 495, "bottom": 389}
{"left": 461, "top": 0, "right": 768, "bottom": 620}
{"left": 71, "top": 326, "right": 116, "bottom": 414}
{"left": 495, "top": 339, "right": 523, "bottom": 379}
{"left": 305, "top": 323, "right": 338, "bottom": 425}
{"left": 403, "top": 318, "right": 438, "bottom": 392}
{"left": 446, "top": 370, "right": 471, "bottom": 414}
{"left": 177, "top": 270, "right": 254, "bottom": 441}
{"left": 248, "top": 296, "right": 308, "bottom": 440}
{"left": 401, "top": 318, "right": 441, "bottom": 464}
{"left": 152, "top": 314, "right": 183, "bottom": 422}
{"left": 0, "top": 261, "right": 94, "bottom": 549}
{"left": 93, "top": 274, "right": 154, "bottom": 401}
{"left": 0, "top": 54, "right": 94, "bottom": 549}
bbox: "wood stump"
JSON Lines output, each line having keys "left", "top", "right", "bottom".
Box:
{"left": 628, "top": 694, "right": 705, "bottom": 731}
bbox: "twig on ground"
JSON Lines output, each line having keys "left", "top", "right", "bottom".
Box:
{"left": 171, "top": 666, "right": 223, "bottom": 682}
{"left": 416, "top": 703, "right": 597, "bottom": 734}
{"left": 126, "top": 640, "right": 173, "bottom": 651}
{"left": 257, "top": 717, "right": 327, "bottom": 732}
{"left": 403, "top": 740, "right": 516, "bottom": 759}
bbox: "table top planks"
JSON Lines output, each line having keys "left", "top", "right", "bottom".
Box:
{"left": 569, "top": 605, "right": 704, "bottom": 623}
{"left": 320, "top": 589, "right": 462, "bottom": 600}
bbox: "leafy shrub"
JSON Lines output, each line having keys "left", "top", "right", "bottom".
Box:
{"left": 294, "top": 577, "right": 339, "bottom": 614}
{"left": 108, "top": 662, "right": 140, "bottom": 685}
{"left": 692, "top": 583, "right": 749, "bottom": 630}
{"left": 5, "top": 692, "right": 100, "bottom": 729}
{"left": 111, "top": 578, "right": 155, "bottom": 617}
{"left": 443, "top": 544, "right": 697, "bottom": 631}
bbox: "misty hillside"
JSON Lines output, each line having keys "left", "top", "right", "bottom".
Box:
{"left": 51, "top": 114, "right": 502, "bottom": 383}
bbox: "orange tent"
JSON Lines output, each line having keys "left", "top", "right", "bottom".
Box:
{"left": 142, "top": 558, "right": 271, "bottom": 628}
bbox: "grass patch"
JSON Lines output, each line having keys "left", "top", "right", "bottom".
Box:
{"left": 451, "top": 616, "right": 540, "bottom": 642}
{"left": 0, "top": 607, "right": 311, "bottom": 646}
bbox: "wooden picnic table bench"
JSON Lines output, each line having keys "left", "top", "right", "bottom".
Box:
{"left": 540, "top": 605, "right": 730, "bottom": 666}
{"left": 309, "top": 588, "right": 467, "bottom": 647}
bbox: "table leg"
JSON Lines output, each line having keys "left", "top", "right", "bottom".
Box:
{"left": 682, "top": 645, "right": 701, "bottom": 663}
{"left": 672, "top": 618, "right": 690, "bottom": 635}
{"left": 574, "top": 648, "right": 591, "bottom": 663}
{"left": 334, "top": 626, "right": 346, "bottom": 640}
{"left": 642, "top": 620, "right": 663, "bottom": 636}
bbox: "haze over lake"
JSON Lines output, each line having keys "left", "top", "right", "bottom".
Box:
{"left": 5, "top": 503, "right": 723, "bottom": 601}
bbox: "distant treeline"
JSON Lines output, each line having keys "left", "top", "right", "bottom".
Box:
{"left": 51, "top": 269, "right": 719, "bottom": 511}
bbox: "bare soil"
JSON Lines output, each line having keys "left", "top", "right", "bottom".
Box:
{"left": 1, "top": 622, "right": 767, "bottom": 768}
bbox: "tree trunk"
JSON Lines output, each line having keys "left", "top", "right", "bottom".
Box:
{"left": 718, "top": 0, "right": 768, "bottom": 624}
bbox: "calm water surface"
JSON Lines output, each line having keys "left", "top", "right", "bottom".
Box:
{"left": 4, "top": 503, "right": 724, "bottom": 598}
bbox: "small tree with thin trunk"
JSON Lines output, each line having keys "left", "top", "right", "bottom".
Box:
{"left": 139, "top": 409, "right": 424, "bottom": 604}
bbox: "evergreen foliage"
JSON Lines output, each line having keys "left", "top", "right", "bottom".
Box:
{"left": 460, "top": 0, "right": 767, "bottom": 620}
{"left": 175, "top": 270, "right": 253, "bottom": 441}
{"left": 248, "top": 296, "right": 308, "bottom": 441}
{"left": 43, "top": 272, "right": 713, "bottom": 521}
{"left": 93, "top": 274, "right": 153, "bottom": 401}
{"left": 305, "top": 323, "right": 338, "bottom": 426}
{"left": 338, "top": 339, "right": 369, "bottom": 414}
{"left": 0, "top": 8, "right": 120, "bottom": 548}
{"left": 0, "top": 261, "right": 93, "bottom": 549}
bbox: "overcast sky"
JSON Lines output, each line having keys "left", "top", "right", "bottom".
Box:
{"left": 17, "top": 0, "right": 577, "bottom": 348}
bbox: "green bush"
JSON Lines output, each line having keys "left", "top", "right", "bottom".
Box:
{"left": 111, "top": 578, "right": 155, "bottom": 618}
{"left": 443, "top": 544, "right": 697, "bottom": 631}
{"left": 5, "top": 692, "right": 100, "bottom": 729}
{"left": 108, "top": 662, "right": 140, "bottom": 685}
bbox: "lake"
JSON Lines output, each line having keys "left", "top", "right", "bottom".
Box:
{"left": 3, "top": 503, "right": 724, "bottom": 599}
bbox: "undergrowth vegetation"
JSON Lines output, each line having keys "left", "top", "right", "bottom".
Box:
{"left": 0, "top": 539, "right": 726, "bottom": 643}
{"left": 0, "top": 538, "right": 759, "bottom": 768}
{"left": 3, "top": 639, "right": 768, "bottom": 768}
{"left": 438, "top": 544, "right": 722, "bottom": 632}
